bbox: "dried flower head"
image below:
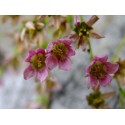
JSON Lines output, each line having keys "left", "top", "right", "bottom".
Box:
{"left": 86, "top": 91, "right": 105, "bottom": 108}
{"left": 20, "top": 20, "right": 44, "bottom": 47}
{"left": 2, "top": 15, "right": 20, "bottom": 25}
{"left": 86, "top": 55, "right": 119, "bottom": 87}
{"left": 86, "top": 91, "right": 115, "bottom": 108}
{"left": 115, "top": 58, "right": 125, "bottom": 85}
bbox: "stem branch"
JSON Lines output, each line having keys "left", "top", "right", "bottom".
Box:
{"left": 112, "top": 35, "right": 125, "bottom": 62}
{"left": 88, "top": 38, "right": 94, "bottom": 61}
{"left": 116, "top": 77, "right": 124, "bottom": 108}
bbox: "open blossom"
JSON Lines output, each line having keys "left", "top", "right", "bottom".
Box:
{"left": 46, "top": 38, "right": 75, "bottom": 71}
{"left": 86, "top": 55, "right": 119, "bottom": 87}
{"left": 71, "top": 15, "right": 104, "bottom": 51}
{"left": 24, "top": 48, "right": 48, "bottom": 83}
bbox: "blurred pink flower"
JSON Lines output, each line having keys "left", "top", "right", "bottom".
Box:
{"left": 46, "top": 38, "right": 75, "bottom": 71}
{"left": 24, "top": 48, "right": 48, "bottom": 83}
{"left": 74, "top": 15, "right": 80, "bottom": 26}
{"left": 86, "top": 55, "right": 119, "bottom": 87}
{"left": 0, "top": 79, "right": 3, "bottom": 86}
{"left": 44, "top": 76, "right": 62, "bottom": 93}
{"left": 26, "top": 102, "right": 44, "bottom": 109}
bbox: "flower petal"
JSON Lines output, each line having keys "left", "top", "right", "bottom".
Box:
{"left": 25, "top": 50, "right": 36, "bottom": 62}
{"left": 87, "top": 15, "right": 99, "bottom": 26}
{"left": 37, "top": 67, "right": 48, "bottom": 83}
{"left": 105, "top": 62, "right": 119, "bottom": 74}
{"left": 24, "top": 65, "right": 35, "bottom": 80}
{"left": 86, "top": 61, "right": 95, "bottom": 73}
{"left": 74, "top": 15, "right": 80, "bottom": 26}
{"left": 99, "top": 74, "right": 112, "bottom": 87}
{"left": 94, "top": 55, "right": 108, "bottom": 62}
{"left": 87, "top": 75, "right": 98, "bottom": 86}
{"left": 90, "top": 30, "right": 105, "bottom": 39}
{"left": 59, "top": 38, "right": 73, "bottom": 45}
{"left": 59, "top": 57, "right": 72, "bottom": 71}
{"left": 66, "top": 45, "right": 76, "bottom": 56}
{"left": 36, "top": 48, "right": 45, "bottom": 55}
{"left": 46, "top": 42, "right": 54, "bottom": 53}
{"left": 46, "top": 55, "right": 58, "bottom": 70}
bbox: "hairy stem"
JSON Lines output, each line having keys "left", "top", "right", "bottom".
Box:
{"left": 88, "top": 38, "right": 94, "bottom": 61}
{"left": 80, "top": 15, "right": 84, "bottom": 22}
{"left": 116, "top": 78, "right": 124, "bottom": 108}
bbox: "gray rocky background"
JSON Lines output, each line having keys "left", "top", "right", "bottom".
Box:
{"left": 0, "top": 16, "right": 125, "bottom": 108}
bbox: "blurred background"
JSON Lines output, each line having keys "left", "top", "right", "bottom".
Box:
{"left": 0, "top": 15, "right": 125, "bottom": 108}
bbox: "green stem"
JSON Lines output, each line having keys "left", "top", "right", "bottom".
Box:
{"left": 80, "top": 15, "right": 84, "bottom": 22}
{"left": 116, "top": 78, "right": 124, "bottom": 108}
{"left": 112, "top": 35, "right": 125, "bottom": 62}
{"left": 88, "top": 38, "right": 94, "bottom": 61}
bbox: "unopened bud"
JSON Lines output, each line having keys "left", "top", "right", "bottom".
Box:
{"left": 87, "top": 15, "right": 99, "bottom": 26}
{"left": 25, "top": 21, "right": 35, "bottom": 30}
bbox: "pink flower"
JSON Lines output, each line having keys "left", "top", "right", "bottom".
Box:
{"left": 24, "top": 48, "right": 48, "bottom": 83}
{"left": 46, "top": 38, "right": 75, "bottom": 71}
{"left": 86, "top": 55, "right": 119, "bottom": 87}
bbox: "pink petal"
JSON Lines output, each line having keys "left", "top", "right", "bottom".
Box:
{"left": 105, "top": 62, "right": 119, "bottom": 74}
{"left": 24, "top": 65, "right": 35, "bottom": 80}
{"left": 87, "top": 75, "right": 98, "bottom": 86}
{"left": 86, "top": 61, "right": 95, "bottom": 73}
{"left": 94, "top": 55, "right": 108, "bottom": 62}
{"left": 46, "top": 54, "right": 58, "bottom": 70}
{"left": 74, "top": 15, "right": 80, "bottom": 26}
{"left": 25, "top": 50, "right": 36, "bottom": 62}
{"left": 66, "top": 45, "right": 75, "bottom": 56}
{"left": 46, "top": 42, "right": 54, "bottom": 53}
{"left": 37, "top": 67, "right": 48, "bottom": 83}
{"left": 59, "top": 57, "right": 72, "bottom": 71}
{"left": 59, "top": 38, "right": 73, "bottom": 45}
{"left": 36, "top": 48, "right": 45, "bottom": 55}
{"left": 99, "top": 74, "right": 112, "bottom": 87}
{"left": 90, "top": 30, "right": 105, "bottom": 39}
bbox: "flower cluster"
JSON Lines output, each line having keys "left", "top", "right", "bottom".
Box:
{"left": 24, "top": 16, "right": 119, "bottom": 88}
{"left": 22, "top": 15, "right": 122, "bottom": 109}
{"left": 24, "top": 38, "right": 75, "bottom": 83}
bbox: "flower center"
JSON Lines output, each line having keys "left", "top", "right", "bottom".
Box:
{"left": 90, "top": 61, "right": 106, "bottom": 79}
{"left": 52, "top": 43, "right": 67, "bottom": 60}
{"left": 74, "top": 22, "right": 93, "bottom": 37}
{"left": 30, "top": 53, "right": 46, "bottom": 70}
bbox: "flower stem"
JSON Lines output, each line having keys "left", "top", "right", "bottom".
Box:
{"left": 88, "top": 38, "right": 94, "bottom": 61}
{"left": 80, "top": 15, "right": 84, "bottom": 22}
{"left": 112, "top": 35, "right": 125, "bottom": 62}
{"left": 116, "top": 78, "right": 124, "bottom": 108}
